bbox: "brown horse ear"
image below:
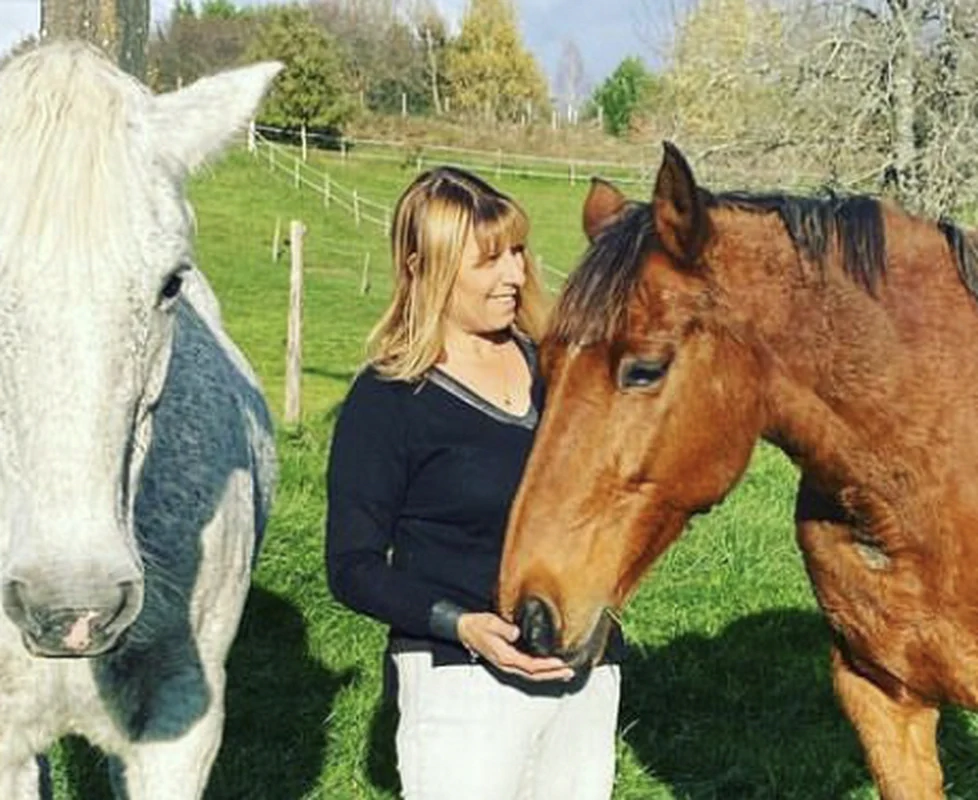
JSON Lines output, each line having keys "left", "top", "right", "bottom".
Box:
{"left": 583, "top": 178, "right": 627, "bottom": 242}
{"left": 652, "top": 141, "right": 708, "bottom": 264}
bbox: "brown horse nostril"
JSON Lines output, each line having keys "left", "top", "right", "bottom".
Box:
{"left": 515, "top": 596, "right": 557, "bottom": 657}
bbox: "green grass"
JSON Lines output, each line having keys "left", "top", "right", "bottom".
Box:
{"left": 45, "top": 147, "right": 978, "bottom": 798}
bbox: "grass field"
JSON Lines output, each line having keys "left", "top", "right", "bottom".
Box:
{"left": 47, "top": 145, "right": 978, "bottom": 799}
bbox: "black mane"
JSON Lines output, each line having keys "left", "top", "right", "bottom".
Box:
{"left": 550, "top": 189, "right": 976, "bottom": 344}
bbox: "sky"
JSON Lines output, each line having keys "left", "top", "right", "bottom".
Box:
{"left": 0, "top": 0, "right": 670, "bottom": 90}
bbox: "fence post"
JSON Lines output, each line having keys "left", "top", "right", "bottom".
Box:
{"left": 247, "top": 120, "right": 256, "bottom": 154}
{"left": 301, "top": 123, "right": 308, "bottom": 162}
{"left": 284, "top": 220, "right": 305, "bottom": 425}
{"left": 293, "top": 157, "right": 300, "bottom": 188}
{"left": 401, "top": 92, "right": 407, "bottom": 117}
{"left": 340, "top": 137, "right": 348, "bottom": 161}
{"left": 271, "top": 216, "right": 282, "bottom": 262}
{"left": 360, "top": 252, "right": 371, "bottom": 295}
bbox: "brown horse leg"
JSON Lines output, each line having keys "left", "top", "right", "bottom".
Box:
{"left": 830, "top": 647, "right": 943, "bottom": 800}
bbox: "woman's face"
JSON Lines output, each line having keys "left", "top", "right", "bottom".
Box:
{"left": 444, "top": 229, "right": 527, "bottom": 336}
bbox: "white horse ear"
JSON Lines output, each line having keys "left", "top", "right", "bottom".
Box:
{"left": 150, "top": 61, "right": 283, "bottom": 173}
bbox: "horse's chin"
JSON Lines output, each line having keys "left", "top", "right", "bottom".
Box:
{"left": 562, "top": 609, "right": 614, "bottom": 674}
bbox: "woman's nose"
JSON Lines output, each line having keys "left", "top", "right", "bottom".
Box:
{"left": 503, "top": 249, "right": 526, "bottom": 285}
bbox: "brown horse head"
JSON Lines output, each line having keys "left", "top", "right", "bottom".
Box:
{"left": 499, "top": 144, "right": 776, "bottom": 668}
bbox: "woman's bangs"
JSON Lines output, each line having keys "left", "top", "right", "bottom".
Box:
{"left": 473, "top": 199, "right": 528, "bottom": 259}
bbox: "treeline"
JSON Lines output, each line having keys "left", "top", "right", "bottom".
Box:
{"left": 599, "top": 0, "right": 978, "bottom": 217}
{"left": 147, "top": 0, "right": 550, "bottom": 131}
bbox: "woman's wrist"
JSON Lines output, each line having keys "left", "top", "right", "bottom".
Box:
{"left": 428, "top": 599, "right": 467, "bottom": 643}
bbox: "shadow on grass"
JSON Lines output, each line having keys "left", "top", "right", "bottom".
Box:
{"left": 207, "top": 586, "right": 356, "bottom": 798}
{"left": 623, "top": 608, "right": 978, "bottom": 798}
{"left": 56, "top": 586, "right": 355, "bottom": 799}
{"left": 621, "top": 609, "right": 864, "bottom": 799}
{"left": 366, "top": 694, "right": 400, "bottom": 795}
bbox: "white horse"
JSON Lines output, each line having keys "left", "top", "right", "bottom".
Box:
{"left": 0, "top": 42, "right": 280, "bottom": 798}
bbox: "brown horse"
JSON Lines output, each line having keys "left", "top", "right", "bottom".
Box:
{"left": 498, "top": 142, "right": 978, "bottom": 799}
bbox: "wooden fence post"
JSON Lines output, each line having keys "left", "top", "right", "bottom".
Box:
{"left": 284, "top": 220, "right": 305, "bottom": 425}
{"left": 360, "top": 252, "right": 371, "bottom": 295}
{"left": 271, "top": 216, "right": 282, "bottom": 262}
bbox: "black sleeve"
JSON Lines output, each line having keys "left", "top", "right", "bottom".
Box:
{"left": 325, "top": 370, "right": 460, "bottom": 640}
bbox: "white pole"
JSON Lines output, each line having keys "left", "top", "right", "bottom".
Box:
{"left": 360, "top": 252, "right": 371, "bottom": 295}
{"left": 301, "top": 123, "right": 308, "bottom": 162}
{"left": 284, "top": 221, "right": 305, "bottom": 425}
{"left": 271, "top": 216, "right": 282, "bottom": 262}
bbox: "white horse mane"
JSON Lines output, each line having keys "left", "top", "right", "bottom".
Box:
{"left": 0, "top": 42, "right": 162, "bottom": 278}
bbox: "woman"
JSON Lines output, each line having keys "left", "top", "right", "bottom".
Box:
{"left": 326, "top": 166, "right": 623, "bottom": 799}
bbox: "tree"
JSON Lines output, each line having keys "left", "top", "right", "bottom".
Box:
{"left": 312, "top": 0, "right": 432, "bottom": 114}
{"left": 592, "top": 56, "right": 653, "bottom": 136}
{"left": 411, "top": 0, "right": 449, "bottom": 114}
{"left": 199, "top": 0, "right": 240, "bottom": 19}
{"left": 554, "top": 40, "right": 588, "bottom": 120}
{"left": 148, "top": 1, "right": 259, "bottom": 91}
{"left": 655, "top": 0, "right": 978, "bottom": 215}
{"left": 444, "top": 0, "right": 550, "bottom": 122}
{"left": 245, "top": 6, "right": 353, "bottom": 130}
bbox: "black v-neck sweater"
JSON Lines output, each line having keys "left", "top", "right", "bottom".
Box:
{"left": 325, "top": 342, "right": 623, "bottom": 669}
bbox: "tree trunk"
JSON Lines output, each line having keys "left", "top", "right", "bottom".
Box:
{"left": 424, "top": 28, "right": 442, "bottom": 115}
{"left": 886, "top": 0, "right": 919, "bottom": 207}
{"left": 116, "top": 0, "right": 149, "bottom": 80}
{"left": 40, "top": 0, "right": 148, "bottom": 80}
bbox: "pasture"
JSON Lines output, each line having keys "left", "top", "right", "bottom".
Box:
{"left": 44, "top": 145, "right": 978, "bottom": 798}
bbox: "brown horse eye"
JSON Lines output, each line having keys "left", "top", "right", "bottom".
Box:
{"left": 619, "top": 359, "right": 669, "bottom": 390}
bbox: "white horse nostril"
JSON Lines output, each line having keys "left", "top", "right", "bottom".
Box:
{"left": 63, "top": 611, "right": 98, "bottom": 652}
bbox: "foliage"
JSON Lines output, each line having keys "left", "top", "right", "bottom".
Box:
{"left": 591, "top": 56, "right": 655, "bottom": 136}
{"left": 148, "top": 3, "right": 258, "bottom": 91}
{"left": 245, "top": 6, "right": 354, "bottom": 130}
{"left": 444, "top": 0, "right": 550, "bottom": 122}
{"left": 664, "top": 0, "right": 785, "bottom": 143}
{"left": 312, "top": 0, "right": 437, "bottom": 116}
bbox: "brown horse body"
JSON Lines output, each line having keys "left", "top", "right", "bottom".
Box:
{"left": 499, "top": 143, "right": 978, "bottom": 798}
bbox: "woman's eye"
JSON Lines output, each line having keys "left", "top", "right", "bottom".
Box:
{"left": 618, "top": 358, "right": 670, "bottom": 390}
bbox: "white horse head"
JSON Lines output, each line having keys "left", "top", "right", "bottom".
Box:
{"left": 0, "top": 42, "right": 280, "bottom": 657}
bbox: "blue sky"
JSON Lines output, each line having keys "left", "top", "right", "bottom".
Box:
{"left": 0, "top": 0, "right": 667, "bottom": 89}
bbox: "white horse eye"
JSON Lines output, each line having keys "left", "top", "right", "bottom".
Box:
{"left": 159, "top": 271, "right": 184, "bottom": 304}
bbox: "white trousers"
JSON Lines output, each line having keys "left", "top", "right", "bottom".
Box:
{"left": 393, "top": 649, "right": 620, "bottom": 800}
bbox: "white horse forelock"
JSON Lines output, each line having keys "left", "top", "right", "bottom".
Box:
{"left": 0, "top": 42, "right": 187, "bottom": 285}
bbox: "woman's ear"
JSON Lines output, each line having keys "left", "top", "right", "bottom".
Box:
{"left": 406, "top": 252, "right": 420, "bottom": 276}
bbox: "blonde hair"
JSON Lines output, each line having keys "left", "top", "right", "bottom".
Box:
{"left": 367, "top": 166, "right": 548, "bottom": 381}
